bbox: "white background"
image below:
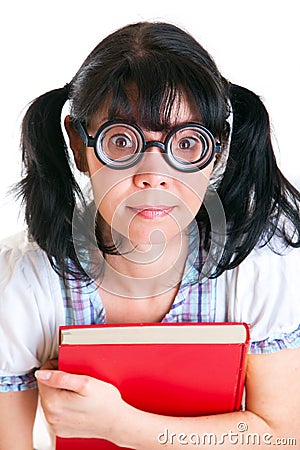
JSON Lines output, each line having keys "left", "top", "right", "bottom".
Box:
{"left": 1, "top": 0, "right": 299, "bottom": 239}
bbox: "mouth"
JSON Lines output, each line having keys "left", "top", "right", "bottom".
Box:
{"left": 127, "top": 205, "right": 175, "bottom": 219}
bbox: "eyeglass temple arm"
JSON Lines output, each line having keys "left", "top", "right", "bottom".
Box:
{"left": 74, "top": 120, "right": 95, "bottom": 147}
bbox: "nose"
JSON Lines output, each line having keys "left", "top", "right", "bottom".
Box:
{"left": 133, "top": 145, "right": 170, "bottom": 188}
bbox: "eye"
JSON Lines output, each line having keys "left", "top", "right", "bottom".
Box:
{"left": 110, "top": 134, "right": 133, "bottom": 148}
{"left": 170, "top": 129, "right": 209, "bottom": 164}
{"left": 177, "top": 137, "right": 197, "bottom": 150}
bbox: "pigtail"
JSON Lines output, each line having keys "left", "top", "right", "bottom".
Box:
{"left": 214, "top": 83, "right": 300, "bottom": 273}
{"left": 13, "top": 24, "right": 300, "bottom": 282}
{"left": 16, "top": 86, "right": 83, "bottom": 277}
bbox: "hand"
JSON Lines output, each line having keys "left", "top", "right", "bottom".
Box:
{"left": 35, "top": 359, "right": 125, "bottom": 441}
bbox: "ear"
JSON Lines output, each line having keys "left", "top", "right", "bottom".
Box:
{"left": 64, "top": 115, "right": 88, "bottom": 172}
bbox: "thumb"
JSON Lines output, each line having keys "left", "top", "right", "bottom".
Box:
{"left": 35, "top": 369, "right": 90, "bottom": 395}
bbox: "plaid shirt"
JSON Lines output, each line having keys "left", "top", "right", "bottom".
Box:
{"left": 61, "top": 226, "right": 216, "bottom": 326}
{"left": 2, "top": 230, "right": 300, "bottom": 392}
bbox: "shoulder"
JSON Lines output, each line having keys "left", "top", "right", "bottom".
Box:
{"left": 217, "top": 238, "right": 300, "bottom": 349}
{"left": 225, "top": 239, "right": 299, "bottom": 286}
{"left": 1, "top": 229, "right": 48, "bottom": 263}
{"left": 0, "top": 230, "right": 65, "bottom": 314}
{"left": 225, "top": 239, "right": 299, "bottom": 299}
{"left": 0, "top": 230, "right": 61, "bottom": 299}
{"left": 0, "top": 231, "right": 64, "bottom": 376}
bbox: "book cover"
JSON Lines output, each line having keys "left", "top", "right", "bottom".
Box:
{"left": 56, "top": 322, "right": 250, "bottom": 449}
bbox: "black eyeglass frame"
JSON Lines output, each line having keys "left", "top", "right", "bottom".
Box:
{"left": 75, "top": 120, "right": 222, "bottom": 172}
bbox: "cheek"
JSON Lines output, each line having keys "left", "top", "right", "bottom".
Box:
{"left": 86, "top": 150, "right": 103, "bottom": 178}
{"left": 87, "top": 156, "right": 133, "bottom": 220}
{"left": 92, "top": 177, "right": 129, "bottom": 226}
{"left": 97, "top": 192, "right": 115, "bottom": 224}
{"left": 175, "top": 167, "right": 212, "bottom": 214}
{"left": 86, "top": 154, "right": 214, "bottom": 244}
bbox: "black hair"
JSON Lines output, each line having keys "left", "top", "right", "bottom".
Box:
{"left": 208, "top": 83, "right": 300, "bottom": 272}
{"left": 16, "top": 21, "right": 300, "bottom": 280}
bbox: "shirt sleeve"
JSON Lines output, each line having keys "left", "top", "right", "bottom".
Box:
{"left": 218, "top": 241, "right": 300, "bottom": 354}
{"left": 0, "top": 232, "right": 65, "bottom": 390}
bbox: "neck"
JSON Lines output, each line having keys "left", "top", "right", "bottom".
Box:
{"left": 98, "top": 231, "right": 190, "bottom": 299}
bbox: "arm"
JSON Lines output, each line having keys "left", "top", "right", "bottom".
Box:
{"left": 37, "top": 347, "right": 300, "bottom": 449}
{"left": 0, "top": 236, "right": 63, "bottom": 448}
{"left": 0, "top": 389, "right": 38, "bottom": 450}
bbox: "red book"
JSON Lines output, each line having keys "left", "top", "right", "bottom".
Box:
{"left": 56, "top": 322, "right": 250, "bottom": 449}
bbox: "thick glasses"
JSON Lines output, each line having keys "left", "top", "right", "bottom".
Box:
{"left": 75, "top": 120, "right": 222, "bottom": 172}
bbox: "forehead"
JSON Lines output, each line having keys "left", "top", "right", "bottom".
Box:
{"left": 91, "top": 86, "right": 201, "bottom": 130}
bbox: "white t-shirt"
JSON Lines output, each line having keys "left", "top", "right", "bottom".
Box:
{"left": 1, "top": 230, "right": 300, "bottom": 380}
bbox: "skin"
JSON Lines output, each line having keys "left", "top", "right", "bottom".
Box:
{"left": 0, "top": 389, "right": 38, "bottom": 450}
{"left": 67, "top": 95, "right": 215, "bottom": 309}
{"left": 1, "top": 98, "right": 299, "bottom": 449}
{"left": 36, "top": 348, "right": 300, "bottom": 449}
{"left": 36, "top": 100, "right": 299, "bottom": 447}
{"left": 70, "top": 96, "right": 212, "bottom": 248}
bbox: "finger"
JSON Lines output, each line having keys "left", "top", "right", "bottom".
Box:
{"left": 35, "top": 370, "right": 91, "bottom": 396}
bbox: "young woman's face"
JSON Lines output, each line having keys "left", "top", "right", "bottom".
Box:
{"left": 81, "top": 96, "right": 216, "bottom": 248}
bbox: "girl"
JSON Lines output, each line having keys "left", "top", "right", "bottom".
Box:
{"left": 0, "top": 21, "right": 299, "bottom": 449}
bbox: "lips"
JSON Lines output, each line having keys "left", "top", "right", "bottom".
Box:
{"left": 127, "top": 205, "right": 175, "bottom": 219}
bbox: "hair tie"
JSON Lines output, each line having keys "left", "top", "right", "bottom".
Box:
{"left": 63, "top": 82, "right": 71, "bottom": 97}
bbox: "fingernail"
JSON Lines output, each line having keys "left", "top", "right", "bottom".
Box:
{"left": 35, "top": 370, "right": 52, "bottom": 380}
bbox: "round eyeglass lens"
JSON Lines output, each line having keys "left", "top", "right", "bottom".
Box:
{"left": 96, "top": 124, "right": 143, "bottom": 166}
{"left": 169, "top": 126, "right": 214, "bottom": 166}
